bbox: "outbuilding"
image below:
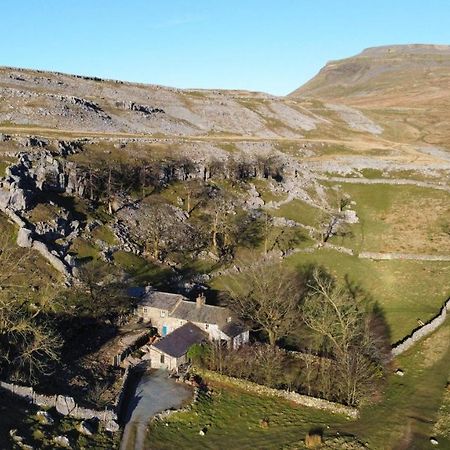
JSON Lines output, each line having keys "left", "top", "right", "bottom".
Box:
{"left": 145, "top": 322, "right": 207, "bottom": 372}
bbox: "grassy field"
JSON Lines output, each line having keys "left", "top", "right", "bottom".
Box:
{"left": 327, "top": 183, "right": 450, "bottom": 255}
{"left": 147, "top": 320, "right": 450, "bottom": 449}
{"left": 269, "top": 199, "right": 323, "bottom": 227}
{"left": 284, "top": 249, "right": 450, "bottom": 343}
{"left": 146, "top": 379, "right": 352, "bottom": 450}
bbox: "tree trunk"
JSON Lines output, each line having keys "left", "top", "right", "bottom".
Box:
{"left": 212, "top": 212, "right": 219, "bottom": 253}
{"left": 187, "top": 191, "right": 191, "bottom": 214}
{"left": 268, "top": 329, "right": 276, "bottom": 346}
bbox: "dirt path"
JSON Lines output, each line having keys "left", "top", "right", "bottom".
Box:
{"left": 120, "top": 369, "right": 192, "bottom": 450}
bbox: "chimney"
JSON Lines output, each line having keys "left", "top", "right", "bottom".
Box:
{"left": 196, "top": 293, "right": 206, "bottom": 308}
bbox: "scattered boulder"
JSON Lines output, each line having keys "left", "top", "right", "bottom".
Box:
{"left": 53, "top": 435, "right": 71, "bottom": 448}
{"left": 395, "top": 369, "right": 405, "bottom": 377}
{"left": 10, "top": 429, "right": 22, "bottom": 443}
{"left": 78, "top": 420, "right": 95, "bottom": 436}
{"left": 199, "top": 427, "right": 207, "bottom": 436}
{"left": 342, "top": 209, "right": 359, "bottom": 224}
{"left": 259, "top": 418, "right": 269, "bottom": 428}
{"left": 430, "top": 437, "right": 439, "bottom": 445}
{"left": 8, "top": 188, "right": 32, "bottom": 211}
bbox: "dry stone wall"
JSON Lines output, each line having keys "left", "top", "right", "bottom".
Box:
{"left": 391, "top": 297, "right": 450, "bottom": 356}
{"left": 197, "top": 369, "right": 359, "bottom": 419}
{"left": 0, "top": 381, "right": 119, "bottom": 431}
{"left": 359, "top": 251, "right": 450, "bottom": 262}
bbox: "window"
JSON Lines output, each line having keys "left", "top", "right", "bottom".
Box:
{"left": 205, "top": 324, "right": 209, "bottom": 330}
{"left": 143, "top": 307, "right": 148, "bottom": 313}
{"left": 160, "top": 310, "right": 166, "bottom": 318}
{"left": 160, "top": 354, "right": 165, "bottom": 364}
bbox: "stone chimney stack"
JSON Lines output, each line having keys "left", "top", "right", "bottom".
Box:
{"left": 196, "top": 293, "right": 206, "bottom": 308}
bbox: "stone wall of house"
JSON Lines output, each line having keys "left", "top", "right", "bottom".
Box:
{"left": 112, "top": 330, "right": 153, "bottom": 367}
{"left": 0, "top": 381, "right": 120, "bottom": 431}
{"left": 391, "top": 297, "right": 450, "bottom": 357}
{"left": 196, "top": 369, "right": 359, "bottom": 419}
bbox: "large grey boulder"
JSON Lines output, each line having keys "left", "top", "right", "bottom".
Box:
{"left": 17, "top": 228, "right": 33, "bottom": 248}
{"left": 55, "top": 395, "right": 77, "bottom": 416}
{"left": 32, "top": 241, "right": 72, "bottom": 278}
{"left": 0, "top": 189, "right": 9, "bottom": 209}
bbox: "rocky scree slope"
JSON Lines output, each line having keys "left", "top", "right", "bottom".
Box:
{"left": 0, "top": 65, "right": 389, "bottom": 141}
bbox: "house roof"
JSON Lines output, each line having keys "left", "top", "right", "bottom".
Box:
{"left": 170, "top": 301, "right": 232, "bottom": 327}
{"left": 220, "top": 321, "right": 247, "bottom": 338}
{"left": 139, "top": 289, "right": 248, "bottom": 336}
{"left": 139, "top": 291, "right": 186, "bottom": 311}
{"left": 152, "top": 322, "right": 207, "bottom": 358}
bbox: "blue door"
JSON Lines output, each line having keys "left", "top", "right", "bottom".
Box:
{"left": 162, "top": 325, "right": 168, "bottom": 336}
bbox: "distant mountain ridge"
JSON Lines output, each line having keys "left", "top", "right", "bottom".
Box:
{"left": 290, "top": 44, "right": 450, "bottom": 108}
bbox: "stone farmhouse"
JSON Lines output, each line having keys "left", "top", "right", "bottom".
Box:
{"left": 137, "top": 290, "right": 249, "bottom": 371}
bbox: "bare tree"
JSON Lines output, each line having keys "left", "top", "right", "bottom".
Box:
{"left": 0, "top": 238, "right": 61, "bottom": 382}
{"left": 226, "top": 259, "right": 302, "bottom": 346}
{"left": 302, "top": 269, "right": 387, "bottom": 405}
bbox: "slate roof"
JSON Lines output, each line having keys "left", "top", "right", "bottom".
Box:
{"left": 139, "top": 289, "right": 248, "bottom": 337}
{"left": 220, "top": 321, "right": 247, "bottom": 338}
{"left": 170, "top": 301, "right": 231, "bottom": 327}
{"left": 139, "top": 291, "right": 186, "bottom": 311}
{"left": 152, "top": 322, "right": 207, "bottom": 358}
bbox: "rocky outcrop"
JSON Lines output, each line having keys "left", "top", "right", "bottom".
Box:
{"left": 116, "top": 101, "right": 165, "bottom": 116}
{"left": 31, "top": 241, "right": 72, "bottom": 278}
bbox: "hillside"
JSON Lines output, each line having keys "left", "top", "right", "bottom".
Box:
{"left": 0, "top": 66, "right": 334, "bottom": 139}
{"left": 0, "top": 47, "right": 450, "bottom": 449}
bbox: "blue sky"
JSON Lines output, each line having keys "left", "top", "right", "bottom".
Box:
{"left": 1, "top": 1, "right": 449, "bottom": 95}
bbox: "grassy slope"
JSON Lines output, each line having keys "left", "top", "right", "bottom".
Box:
{"left": 285, "top": 249, "right": 450, "bottom": 344}
{"left": 328, "top": 183, "right": 450, "bottom": 255}
{"left": 344, "top": 320, "right": 450, "bottom": 448}
{"left": 269, "top": 199, "right": 322, "bottom": 227}
{"left": 0, "top": 212, "right": 62, "bottom": 302}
